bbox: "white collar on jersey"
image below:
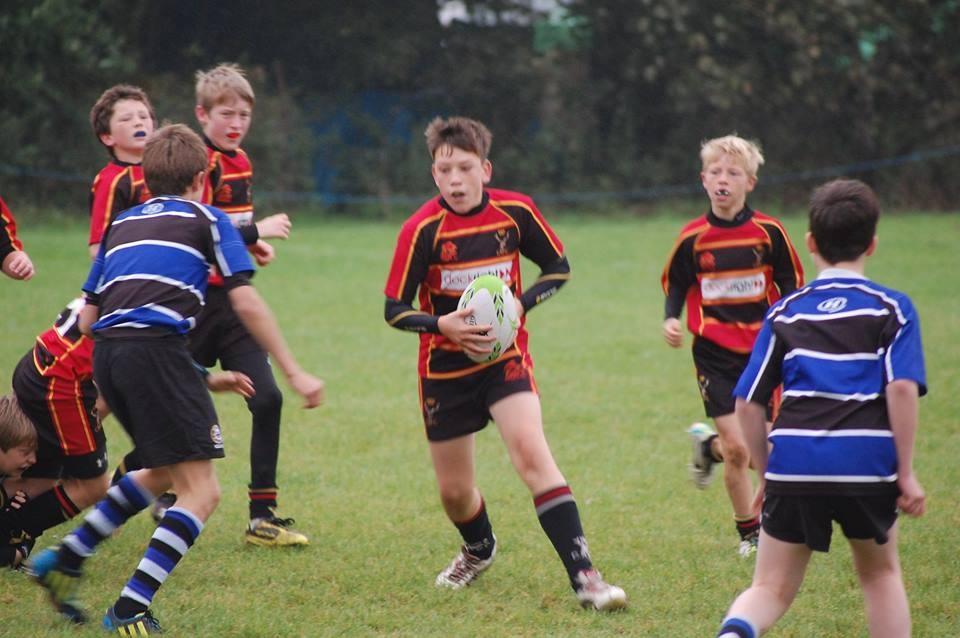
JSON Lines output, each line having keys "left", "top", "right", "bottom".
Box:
{"left": 816, "top": 267, "right": 867, "bottom": 281}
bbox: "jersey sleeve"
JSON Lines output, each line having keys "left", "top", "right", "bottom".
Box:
{"left": 733, "top": 317, "right": 784, "bottom": 403}
{"left": 883, "top": 294, "right": 927, "bottom": 396}
{"left": 517, "top": 198, "right": 565, "bottom": 268}
{"left": 0, "top": 196, "right": 24, "bottom": 262}
{"left": 201, "top": 152, "right": 222, "bottom": 206}
{"left": 210, "top": 211, "right": 255, "bottom": 277}
{"left": 661, "top": 235, "right": 695, "bottom": 319}
{"left": 384, "top": 218, "right": 431, "bottom": 305}
{"left": 82, "top": 242, "right": 107, "bottom": 301}
{"left": 88, "top": 169, "right": 132, "bottom": 246}
{"left": 768, "top": 222, "right": 805, "bottom": 295}
{"left": 515, "top": 199, "right": 570, "bottom": 312}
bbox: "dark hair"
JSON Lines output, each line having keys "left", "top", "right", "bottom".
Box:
{"left": 809, "top": 179, "right": 879, "bottom": 264}
{"left": 424, "top": 116, "right": 492, "bottom": 160}
{"left": 143, "top": 124, "right": 208, "bottom": 197}
{"left": 89, "top": 84, "right": 157, "bottom": 157}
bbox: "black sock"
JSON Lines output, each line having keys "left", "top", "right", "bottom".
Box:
{"left": 704, "top": 434, "right": 721, "bottom": 462}
{"left": 534, "top": 485, "right": 592, "bottom": 587}
{"left": 111, "top": 449, "right": 144, "bottom": 485}
{"left": 14, "top": 485, "right": 81, "bottom": 538}
{"left": 249, "top": 486, "right": 278, "bottom": 520}
{"left": 453, "top": 499, "right": 495, "bottom": 559}
{"left": 735, "top": 516, "right": 760, "bottom": 539}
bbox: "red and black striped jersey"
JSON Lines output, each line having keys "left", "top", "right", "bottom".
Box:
{"left": 202, "top": 143, "right": 254, "bottom": 227}
{"left": 202, "top": 141, "right": 255, "bottom": 287}
{"left": 384, "top": 189, "right": 566, "bottom": 379}
{"left": 29, "top": 299, "right": 94, "bottom": 382}
{"left": 88, "top": 160, "right": 151, "bottom": 247}
{"left": 661, "top": 207, "right": 804, "bottom": 354}
{"left": 1, "top": 195, "right": 24, "bottom": 262}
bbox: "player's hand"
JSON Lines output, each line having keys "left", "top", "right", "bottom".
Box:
{"left": 2, "top": 490, "right": 28, "bottom": 513}
{"left": 250, "top": 239, "right": 275, "bottom": 266}
{"left": 1, "top": 251, "right": 34, "bottom": 281}
{"left": 288, "top": 371, "right": 325, "bottom": 408}
{"left": 206, "top": 371, "right": 255, "bottom": 399}
{"left": 896, "top": 473, "right": 926, "bottom": 517}
{"left": 94, "top": 394, "right": 111, "bottom": 421}
{"left": 663, "top": 317, "right": 683, "bottom": 348}
{"left": 256, "top": 213, "right": 292, "bottom": 240}
{"left": 438, "top": 307, "right": 496, "bottom": 359}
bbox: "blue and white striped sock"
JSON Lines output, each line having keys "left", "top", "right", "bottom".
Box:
{"left": 60, "top": 475, "right": 153, "bottom": 570}
{"left": 114, "top": 507, "right": 204, "bottom": 618}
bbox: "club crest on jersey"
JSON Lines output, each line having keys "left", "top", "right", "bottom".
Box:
{"left": 142, "top": 203, "right": 164, "bottom": 215}
{"left": 752, "top": 245, "right": 768, "bottom": 267}
{"left": 817, "top": 296, "right": 848, "bottom": 313}
{"left": 698, "top": 251, "right": 716, "bottom": 271}
{"left": 495, "top": 229, "right": 511, "bottom": 255}
{"left": 215, "top": 184, "right": 233, "bottom": 204}
{"left": 504, "top": 358, "right": 528, "bottom": 382}
{"left": 440, "top": 241, "right": 458, "bottom": 262}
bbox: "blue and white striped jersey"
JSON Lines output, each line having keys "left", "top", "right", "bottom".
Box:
{"left": 82, "top": 196, "right": 254, "bottom": 337}
{"left": 734, "top": 268, "right": 926, "bottom": 495}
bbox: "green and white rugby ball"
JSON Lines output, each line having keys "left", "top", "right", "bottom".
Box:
{"left": 457, "top": 275, "right": 520, "bottom": 363}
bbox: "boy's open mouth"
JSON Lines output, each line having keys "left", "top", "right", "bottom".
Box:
{"left": 716, "top": 189, "right": 730, "bottom": 196}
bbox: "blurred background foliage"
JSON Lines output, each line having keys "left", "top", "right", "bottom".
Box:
{"left": 1, "top": 0, "right": 958, "bottom": 214}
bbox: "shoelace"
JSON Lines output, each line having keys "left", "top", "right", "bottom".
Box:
{"left": 267, "top": 516, "right": 297, "bottom": 528}
{"left": 140, "top": 610, "right": 163, "bottom": 631}
{"left": 446, "top": 551, "right": 484, "bottom": 583}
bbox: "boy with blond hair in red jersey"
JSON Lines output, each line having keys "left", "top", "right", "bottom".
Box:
{"left": 187, "top": 63, "right": 302, "bottom": 545}
{"left": 384, "top": 116, "right": 625, "bottom": 610}
{"left": 661, "top": 135, "right": 804, "bottom": 557}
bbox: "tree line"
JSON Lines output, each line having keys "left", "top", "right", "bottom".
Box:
{"left": 2, "top": 0, "right": 958, "bottom": 213}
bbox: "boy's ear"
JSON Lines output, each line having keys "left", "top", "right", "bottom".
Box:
{"left": 866, "top": 235, "right": 878, "bottom": 256}
{"left": 194, "top": 104, "right": 208, "bottom": 124}
{"left": 99, "top": 132, "right": 116, "bottom": 148}
{"left": 805, "top": 231, "right": 817, "bottom": 255}
{"left": 191, "top": 170, "right": 206, "bottom": 192}
{"left": 481, "top": 159, "right": 493, "bottom": 184}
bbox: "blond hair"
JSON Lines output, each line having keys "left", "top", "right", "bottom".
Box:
{"left": 700, "top": 135, "right": 765, "bottom": 179}
{"left": 0, "top": 395, "right": 36, "bottom": 452}
{"left": 195, "top": 63, "right": 255, "bottom": 111}
{"left": 143, "top": 124, "right": 208, "bottom": 197}
{"left": 424, "top": 116, "right": 493, "bottom": 161}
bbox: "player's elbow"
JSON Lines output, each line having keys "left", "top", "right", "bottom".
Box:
{"left": 886, "top": 379, "right": 919, "bottom": 402}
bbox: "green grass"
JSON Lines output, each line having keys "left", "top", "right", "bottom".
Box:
{"left": 1, "top": 212, "right": 957, "bottom": 636}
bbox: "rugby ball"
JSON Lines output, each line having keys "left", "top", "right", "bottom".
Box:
{"left": 457, "top": 275, "right": 520, "bottom": 363}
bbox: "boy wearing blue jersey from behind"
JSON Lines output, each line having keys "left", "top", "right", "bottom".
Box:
{"left": 716, "top": 179, "right": 926, "bottom": 638}
{"left": 26, "top": 124, "right": 324, "bottom": 634}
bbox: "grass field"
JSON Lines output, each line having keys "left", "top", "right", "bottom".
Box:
{"left": 0, "top": 211, "right": 957, "bottom": 636}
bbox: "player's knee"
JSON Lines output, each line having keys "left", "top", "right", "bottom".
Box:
{"left": 723, "top": 441, "right": 750, "bottom": 467}
{"left": 248, "top": 383, "right": 282, "bottom": 418}
{"left": 437, "top": 483, "right": 473, "bottom": 512}
{"left": 86, "top": 472, "right": 110, "bottom": 501}
{"left": 69, "top": 473, "right": 110, "bottom": 509}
